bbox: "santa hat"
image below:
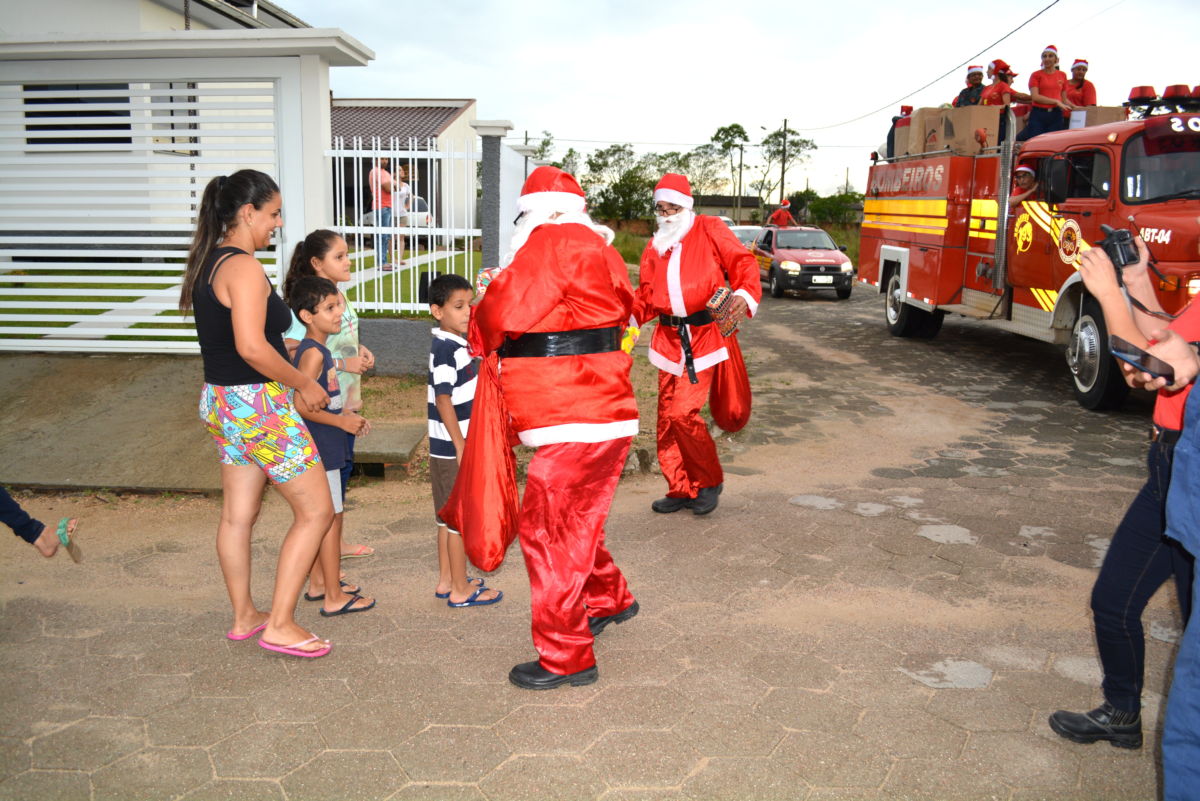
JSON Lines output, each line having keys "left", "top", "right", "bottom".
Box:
{"left": 1015, "top": 165, "right": 1036, "bottom": 176}
{"left": 653, "top": 173, "right": 694, "bottom": 209}
{"left": 517, "top": 166, "right": 586, "bottom": 215}
{"left": 967, "top": 65, "right": 984, "bottom": 76}
{"left": 781, "top": 199, "right": 790, "bottom": 207}
{"left": 1042, "top": 44, "right": 1058, "bottom": 56}
{"left": 990, "top": 58, "right": 1016, "bottom": 77}
{"left": 900, "top": 105, "right": 913, "bottom": 115}
{"left": 1071, "top": 59, "right": 1088, "bottom": 70}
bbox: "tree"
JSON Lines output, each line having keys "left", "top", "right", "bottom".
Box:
{"left": 686, "top": 144, "right": 726, "bottom": 197}
{"left": 582, "top": 144, "right": 654, "bottom": 220}
{"left": 808, "top": 191, "right": 864, "bottom": 225}
{"left": 531, "top": 130, "right": 555, "bottom": 161}
{"left": 754, "top": 126, "right": 816, "bottom": 209}
{"left": 553, "top": 147, "right": 581, "bottom": 177}
{"left": 710, "top": 124, "right": 749, "bottom": 196}
{"left": 787, "top": 188, "right": 820, "bottom": 222}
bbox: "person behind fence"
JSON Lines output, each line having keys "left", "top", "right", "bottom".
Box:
{"left": 369, "top": 157, "right": 409, "bottom": 272}
{"left": 1017, "top": 44, "right": 1074, "bottom": 141}
{"left": 468, "top": 165, "right": 639, "bottom": 689}
{"left": 1047, "top": 235, "right": 1197, "bottom": 750}
{"left": 283, "top": 229, "right": 376, "bottom": 563}
{"left": 952, "top": 65, "right": 985, "bottom": 107}
{"left": 286, "top": 276, "right": 376, "bottom": 619}
{"left": 1, "top": 486, "right": 79, "bottom": 562}
{"left": 634, "top": 173, "right": 760, "bottom": 517}
{"left": 180, "top": 169, "right": 335, "bottom": 658}
{"left": 427, "top": 273, "right": 502, "bottom": 609}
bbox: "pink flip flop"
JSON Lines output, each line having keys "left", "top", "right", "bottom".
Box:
{"left": 340, "top": 544, "right": 375, "bottom": 560}
{"left": 259, "top": 636, "right": 332, "bottom": 658}
{"left": 226, "top": 621, "right": 268, "bottom": 642}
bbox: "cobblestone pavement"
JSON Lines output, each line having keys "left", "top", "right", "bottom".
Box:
{"left": 0, "top": 287, "right": 1180, "bottom": 800}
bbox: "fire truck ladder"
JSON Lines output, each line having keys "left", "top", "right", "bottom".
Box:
{"left": 990, "top": 107, "right": 1018, "bottom": 314}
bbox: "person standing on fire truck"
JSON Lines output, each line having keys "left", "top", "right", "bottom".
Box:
{"left": 1048, "top": 236, "right": 1197, "bottom": 750}
{"left": 952, "top": 65, "right": 985, "bottom": 107}
{"left": 1064, "top": 58, "right": 1097, "bottom": 109}
{"left": 634, "top": 173, "right": 760, "bottom": 516}
{"left": 1017, "top": 44, "right": 1075, "bottom": 141}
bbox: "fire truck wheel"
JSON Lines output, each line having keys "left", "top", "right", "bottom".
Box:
{"left": 836, "top": 287, "right": 852, "bottom": 300}
{"left": 769, "top": 267, "right": 785, "bottom": 299}
{"left": 1068, "top": 296, "right": 1132, "bottom": 410}
{"left": 885, "top": 271, "right": 940, "bottom": 338}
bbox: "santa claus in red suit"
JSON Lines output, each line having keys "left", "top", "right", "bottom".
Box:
{"left": 469, "top": 166, "right": 640, "bottom": 690}
{"left": 634, "top": 173, "right": 761, "bottom": 515}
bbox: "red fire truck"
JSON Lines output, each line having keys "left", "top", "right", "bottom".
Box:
{"left": 859, "top": 99, "right": 1200, "bottom": 409}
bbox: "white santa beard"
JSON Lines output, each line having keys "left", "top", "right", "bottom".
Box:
{"left": 501, "top": 209, "right": 615, "bottom": 267}
{"left": 652, "top": 210, "right": 695, "bottom": 255}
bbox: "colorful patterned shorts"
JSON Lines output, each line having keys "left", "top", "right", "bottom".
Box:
{"left": 199, "top": 381, "right": 321, "bottom": 484}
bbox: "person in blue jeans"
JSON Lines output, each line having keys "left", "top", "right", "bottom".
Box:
{"left": 1164, "top": 384, "right": 1200, "bottom": 800}
{"left": 2, "top": 486, "right": 79, "bottom": 560}
{"left": 1048, "top": 239, "right": 1197, "bottom": 749}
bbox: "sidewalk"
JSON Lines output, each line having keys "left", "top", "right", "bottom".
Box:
{"left": 0, "top": 291, "right": 1175, "bottom": 800}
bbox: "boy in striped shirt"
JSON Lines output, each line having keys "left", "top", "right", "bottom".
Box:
{"left": 428, "top": 274, "right": 502, "bottom": 608}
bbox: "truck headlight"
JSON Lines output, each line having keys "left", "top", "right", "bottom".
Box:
{"left": 1189, "top": 277, "right": 1200, "bottom": 296}
{"left": 840, "top": 263, "right": 853, "bottom": 272}
{"left": 781, "top": 260, "right": 801, "bottom": 274}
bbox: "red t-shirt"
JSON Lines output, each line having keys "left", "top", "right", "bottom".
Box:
{"left": 1028, "top": 69, "right": 1067, "bottom": 109}
{"left": 1154, "top": 300, "right": 1200, "bottom": 430}
{"left": 981, "top": 81, "right": 1012, "bottom": 106}
{"left": 769, "top": 208, "right": 795, "bottom": 226}
{"left": 1065, "top": 79, "right": 1097, "bottom": 107}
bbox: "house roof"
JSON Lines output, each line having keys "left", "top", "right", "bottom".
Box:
{"left": 330, "top": 100, "right": 475, "bottom": 145}
{"left": 694, "top": 194, "right": 762, "bottom": 208}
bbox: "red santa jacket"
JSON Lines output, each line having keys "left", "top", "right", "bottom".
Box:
{"left": 469, "top": 222, "right": 639, "bottom": 447}
{"left": 633, "top": 214, "right": 761, "bottom": 375}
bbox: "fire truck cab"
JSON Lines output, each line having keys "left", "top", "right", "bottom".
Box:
{"left": 859, "top": 104, "right": 1200, "bottom": 409}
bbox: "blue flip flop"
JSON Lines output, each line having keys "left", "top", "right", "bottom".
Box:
{"left": 434, "top": 577, "right": 484, "bottom": 599}
{"left": 447, "top": 587, "right": 503, "bottom": 608}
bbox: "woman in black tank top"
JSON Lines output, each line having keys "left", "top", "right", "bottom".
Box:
{"left": 180, "top": 170, "right": 337, "bottom": 658}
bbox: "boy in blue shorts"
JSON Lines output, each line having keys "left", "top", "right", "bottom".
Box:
{"left": 288, "top": 276, "right": 375, "bottom": 617}
{"left": 428, "top": 273, "right": 502, "bottom": 608}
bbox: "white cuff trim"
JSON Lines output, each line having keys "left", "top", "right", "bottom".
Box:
{"left": 517, "top": 419, "right": 640, "bottom": 447}
{"left": 734, "top": 288, "right": 759, "bottom": 317}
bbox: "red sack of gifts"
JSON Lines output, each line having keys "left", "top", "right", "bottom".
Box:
{"left": 709, "top": 330, "right": 751, "bottom": 432}
{"left": 438, "top": 352, "right": 520, "bottom": 571}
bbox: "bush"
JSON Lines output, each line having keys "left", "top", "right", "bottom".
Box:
{"left": 612, "top": 231, "right": 649, "bottom": 265}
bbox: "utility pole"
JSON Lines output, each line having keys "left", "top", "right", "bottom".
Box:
{"left": 780, "top": 118, "right": 787, "bottom": 202}
{"left": 736, "top": 144, "right": 744, "bottom": 223}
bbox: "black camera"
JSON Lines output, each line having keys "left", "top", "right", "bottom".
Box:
{"left": 1099, "top": 224, "right": 1139, "bottom": 269}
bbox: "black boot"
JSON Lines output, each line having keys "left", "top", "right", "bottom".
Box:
{"left": 691, "top": 483, "right": 723, "bottom": 515}
{"left": 651, "top": 496, "right": 692, "bottom": 513}
{"left": 588, "top": 600, "right": 640, "bottom": 637}
{"left": 1048, "top": 703, "right": 1142, "bottom": 749}
{"left": 508, "top": 660, "right": 598, "bottom": 690}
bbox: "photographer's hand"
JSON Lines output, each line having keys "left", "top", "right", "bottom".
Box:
{"left": 1147, "top": 329, "right": 1200, "bottom": 391}
{"left": 1078, "top": 247, "right": 1122, "bottom": 303}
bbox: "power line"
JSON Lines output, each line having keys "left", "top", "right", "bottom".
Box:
{"left": 792, "top": 0, "right": 1063, "bottom": 132}
{"left": 501, "top": 136, "right": 873, "bottom": 149}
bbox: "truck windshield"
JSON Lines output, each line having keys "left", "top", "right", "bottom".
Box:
{"left": 1122, "top": 133, "right": 1200, "bottom": 204}
{"left": 776, "top": 231, "right": 837, "bottom": 249}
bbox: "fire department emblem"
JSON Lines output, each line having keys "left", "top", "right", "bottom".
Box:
{"left": 1058, "top": 219, "right": 1083, "bottom": 265}
{"left": 1015, "top": 213, "right": 1033, "bottom": 253}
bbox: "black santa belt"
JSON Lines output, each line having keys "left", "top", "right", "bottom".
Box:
{"left": 659, "top": 310, "right": 713, "bottom": 384}
{"left": 497, "top": 326, "right": 621, "bottom": 358}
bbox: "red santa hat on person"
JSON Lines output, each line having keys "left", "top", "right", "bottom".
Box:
{"left": 1071, "top": 58, "right": 1089, "bottom": 71}
{"left": 1042, "top": 44, "right": 1058, "bottom": 57}
{"left": 967, "top": 65, "right": 984, "bottom": 76}
{"left": 517, "top": 165, "right": 587, "bottom": 215}
{"left": 989, "top": 58, "right": 1017, "bottom": 77}
{"left": 1015, "top": 165, "right": 1036, "bottom": 176}
{"left": 653, "top": 173, "right": 694, "bottom": 210}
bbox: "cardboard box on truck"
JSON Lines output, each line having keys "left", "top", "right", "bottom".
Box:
{"left": 909, "top": 108, "right": 945, "bottom": 153}
{"left": 942, "top": 106, "right": 1002, "bottom": 155}
{"left": 1069, "top": 106, "right": 1127, "bottom": 129}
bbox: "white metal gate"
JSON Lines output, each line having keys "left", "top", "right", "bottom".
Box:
{"left": 327, "top": 136, "right": 480, "bottom": 314}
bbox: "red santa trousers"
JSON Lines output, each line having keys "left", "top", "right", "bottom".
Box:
{"left": 657, "top": 368, "right": 724, "bottom": 498}
{"left": 518, "top": 436, "right": 636, "bottom": 675}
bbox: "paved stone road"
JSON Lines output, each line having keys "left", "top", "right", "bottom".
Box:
{"left": 0, "top": 287, "right": 1180, "bottom": 800}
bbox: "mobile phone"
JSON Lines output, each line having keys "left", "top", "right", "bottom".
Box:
{"left": 1109, "top": 335, "right": 1176, "bottom": 383}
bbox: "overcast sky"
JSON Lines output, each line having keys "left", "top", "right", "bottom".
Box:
{"left": 283, "top": 0, "right": 1198, "bottom": 196}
